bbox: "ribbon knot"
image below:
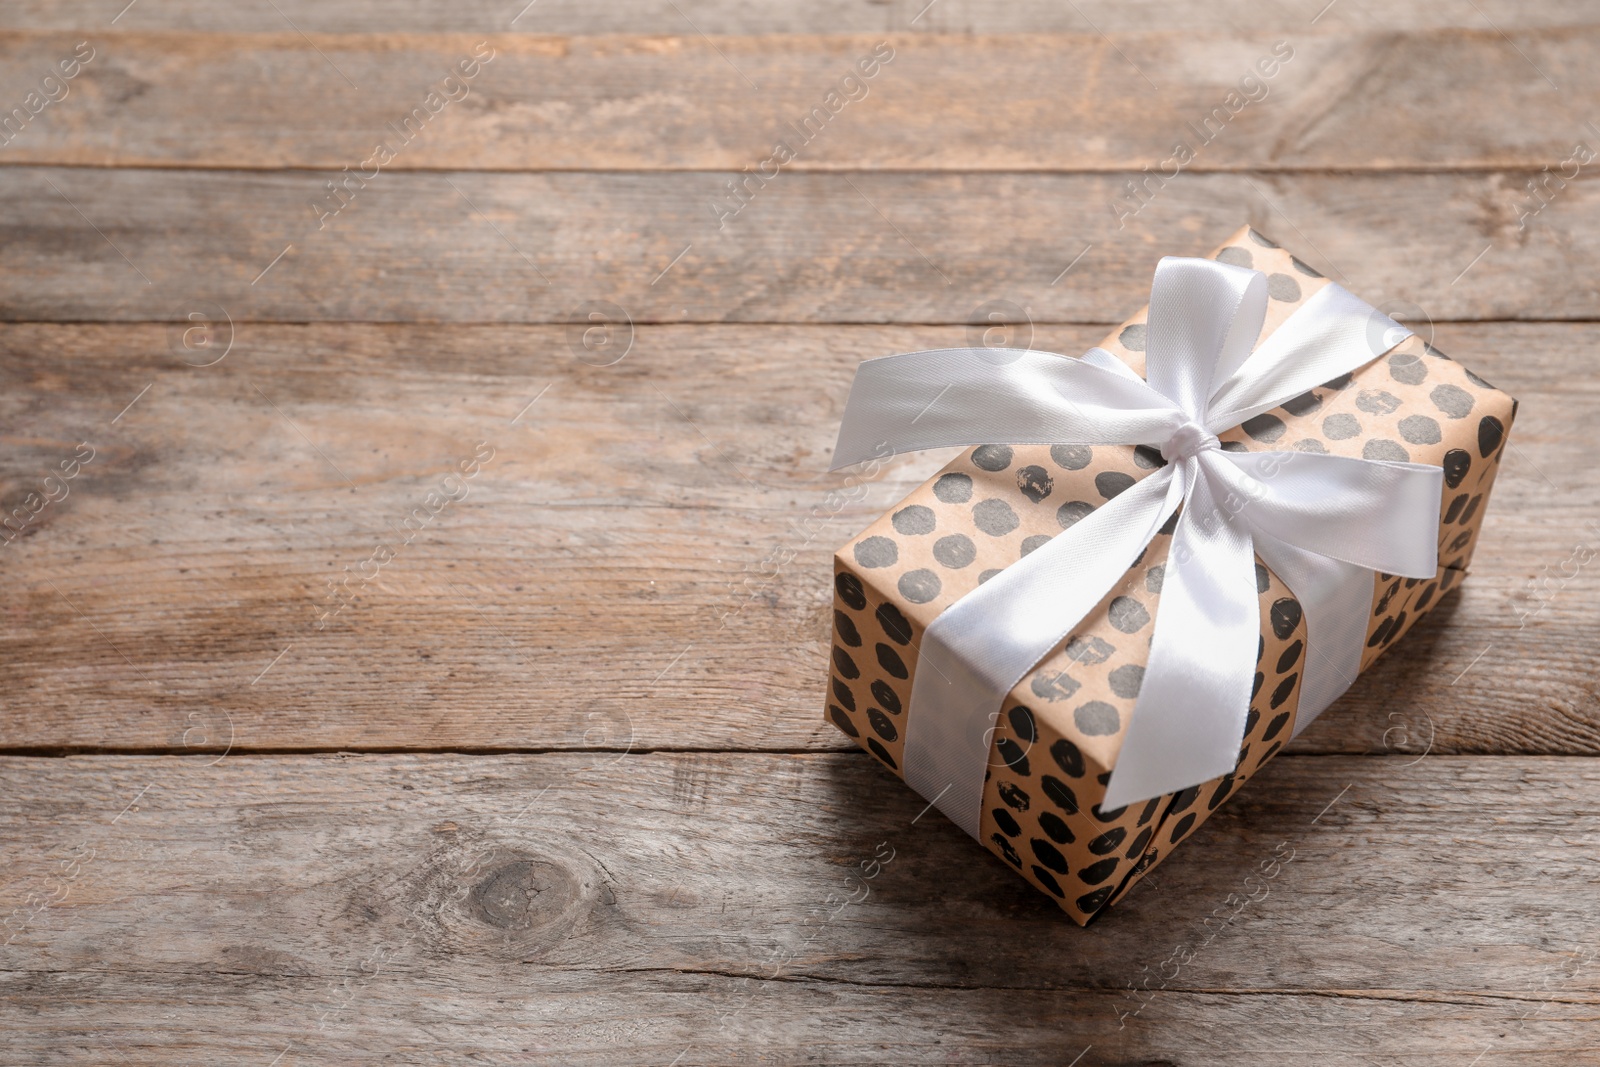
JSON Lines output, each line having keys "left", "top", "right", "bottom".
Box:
{"left": 830, "top": 256, "right": 1445, "bottom": 838}
{"left": 1161, "top": 421, "right": 1218, "bottom": 464}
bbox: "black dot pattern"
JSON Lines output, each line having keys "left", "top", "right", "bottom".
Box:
{"left": 1107, "top": 596, "right": 1150, "bottom": 633}
{"left": 1096, "top": 472, "right": 1135, "bottom": 499}
{"left": 824, "top": 225, "right": 1516, "bottom": 924}
{"left": 1132, "top": 445, "right": 1167, "bottom": 470}
{"left": 1108, "top": 664, "right": 1144, "bottom": 698}
{"left": 1057, "top": 500, "right": 1095, "bottom": 529}
{"left": 1399, "top": 415, "right": 1441, "bottom": 445}
{"left": 1075, "top": 701, "right": 1120, "bottom": 736}
{"left": 875, "top": 643, "right": 908, "bottom": 679}
{"left": 933, "top": 533, "right": 977, "bottom": 569}
{"left": 1323, "top": 413, "right": 1361, "bottom": 440}
{"left": 1431, "top": 384, "right": 1473, "bottom": 419}
{"left": 1388, "top": 351, "right": 1427, "bottom": 386}
{"left": 1017, "top": 465, "right": 1054, "bottom": 502}
{"left": 1241, "top": 413, "right": 1286, "bottom": 443}
{"left": 1363, "top": 438, "right": 1409, "bottom": 462}
{"left": 1282, "top": 391, "right": 1321, "bottom": 417}
{"left": 973, "top": 444, "right": 1013, "bottom": 472}
{"left": 891, "top": 505, "right": 937, "bottom": 535}
{"left": 1266, "top": 273, "right": 1301, "bottom": 302}
{"left": 1290, "top": 256, "right": 1323, "bottom": 278}
{"left": 898, "top": 569, "right": 941, "bottom": 604}
{"left": 1356, "top": 389, "right": 1403, "bottom": 416}
{"left": 854, "top": 535, "right": 898, "bottom": 569}
{"left": 1051, "top": 444, "right": 1093, "bottom": 470}
{"left": 933, "top": 473, "right": 972, "bottom": 503}
{"left": 973, "top": 498, "right": 1020, "bottom": 536}
{"left": 1479, "top": 416, "right": 1504, "bottom": 458}
{"left": 876, "top": 603, "right": 912, "bottom": 645}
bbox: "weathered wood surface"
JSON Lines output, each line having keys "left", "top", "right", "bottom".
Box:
{"left": 1, "top": 321, "right": 1593, "bottom": 755}
{"left": 3, "top": 0, "right": 1594, "bottom": 34}
{"left": 1, "top": 30, "right": 1597, "bottom": 171}
{"left": 3, "top": 168, "right": 1600, "bottom": 323}
{"left": 3, "top": 6, "right": 1598, "bottom": 1063}
{"left": 1, "top": 753, "right": 1597, "bottom": 1065}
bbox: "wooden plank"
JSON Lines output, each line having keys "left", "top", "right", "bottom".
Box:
{"left": 2, "top": 0, "right": 1593, "bottom": 34}
{"left": 1, "top": 30, "right": 1596, "bottom": 171}
{"left": 4, "top": 168, "right": 1600, "bottom": 323}
{"left": 1, "top": 321, "right": 1593, "bottom": 754}
{"left": 2, "top": 752, "right": 1598, "bottom": 1064}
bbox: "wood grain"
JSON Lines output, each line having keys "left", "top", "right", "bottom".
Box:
{"left": 3, "top": 168, "right": 1600, "bottom": 323}
{"left": 1, "top": 321, "right": 1592, "bottom": 755}
{"left": 2, "top": 0, "right": 1593, "bottom": 34}
{"left": 4, "top": 6, "right": 1598, "bottom": 1060}
{"left": 1, "top": 29, "right": 1596, "bottom": 171}
{"left": 2, "top": 752, "right": 1597, "bottom": 1065}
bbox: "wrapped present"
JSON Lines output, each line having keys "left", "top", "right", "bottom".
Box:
{"left": 824, "top": 225, "right": 1516, "bottom": 924}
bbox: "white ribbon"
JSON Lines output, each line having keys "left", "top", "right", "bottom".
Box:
{"left": 831, "top": 258, "right": 1444, "bottom": 837}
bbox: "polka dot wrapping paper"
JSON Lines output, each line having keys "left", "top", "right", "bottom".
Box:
{"left": 825, "top": 225, "right": 1517, "bottom": 925}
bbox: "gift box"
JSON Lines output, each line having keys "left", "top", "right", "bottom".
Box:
{"left": 824, "top": 225, "right": 1516, "bottom": 924}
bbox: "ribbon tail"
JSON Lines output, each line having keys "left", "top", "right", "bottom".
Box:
{"left": 1204, "top": 449, "right": 1443, "bottom": 738}
{"left": 1250, "top": 531, "right": 1372, "bottom": 739}
{"left": 1102, "top": 459, "right": 1260, "bottom": 812}
{"left": 906, "top": 466, "right": 1181, "bottom": 838}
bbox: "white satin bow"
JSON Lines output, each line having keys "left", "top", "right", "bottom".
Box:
{"left": 831, "top": 257, "right": 1444, "bottom": 837}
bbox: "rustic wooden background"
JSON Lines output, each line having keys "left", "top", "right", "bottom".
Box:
{"left": 2, "top": 2, "right": 1598, "bottom": 1063}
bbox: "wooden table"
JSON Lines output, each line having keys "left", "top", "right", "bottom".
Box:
{"left": 3, "top": 3, "right": 1597, "bottom": 1063}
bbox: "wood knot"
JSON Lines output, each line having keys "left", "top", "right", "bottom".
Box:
{"left": 467, "top": 857, "right": 581, "bottom": 932}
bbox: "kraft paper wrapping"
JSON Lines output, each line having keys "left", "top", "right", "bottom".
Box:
{"left": 825, "top": 225, "right": 1517, "bottom": 924}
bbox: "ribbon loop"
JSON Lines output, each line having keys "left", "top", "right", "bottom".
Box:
{"left": 1206, "top": 282, "right": 1410, "bottom": 432}
{"left": 1210, "top": 450, "right": 1443, "bottom": 578}
{"left": 1145, "top": 257, "right": 1268, "bottom": 417}
{"left": 830, "top": 348, "right": 1182, "bottom": 471}
{"left": 831, "top": 257, "right": 1443, "bottom": 834}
